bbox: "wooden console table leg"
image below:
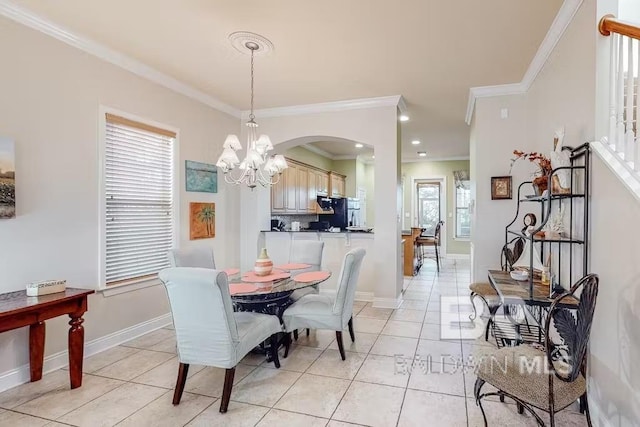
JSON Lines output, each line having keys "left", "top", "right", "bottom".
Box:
{"left": 68, "top": 313, "right": 85, "bottom": 389}
{"left": 29, "top": 321, "right": 46, "bottom": 382}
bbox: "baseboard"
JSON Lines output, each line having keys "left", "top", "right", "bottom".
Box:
{"left": 446, "top": 253, "right": 470, "bottom": 260}
{"left": 372, "top": 296, "right": 403, "bottom": 309}
{"left": 0, "top": 313, "right": 172, "bottom": 393}
{"left": 320, "top": 289, "right": 374, "bottom": 302}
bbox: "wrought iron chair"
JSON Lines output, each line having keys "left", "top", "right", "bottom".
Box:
{"left": 416, "top": 221, "right": 443, "bottom": 272}
{"left": 473, "top": 274, "right": 599, "bottom": 426}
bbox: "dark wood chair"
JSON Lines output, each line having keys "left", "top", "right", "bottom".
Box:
{"left": 416, "top": 221, "right": 444, "bottom": 272}
{"left": 474, "top": 274, "right": 599, "bottom": 426}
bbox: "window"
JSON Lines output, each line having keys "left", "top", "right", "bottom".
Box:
{"left": 416, "top": 182, "right": 441, "bottom": 235}
{"left": 104, "top": 113, "right": 175, "bottom": 286}
{"left": 455, "top": 180, "right": 471, "bottom": 238}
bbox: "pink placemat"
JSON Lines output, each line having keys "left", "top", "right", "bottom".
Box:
{"left": 293, "top": 271, "right": 331, "bottom": 283}
{"left": 223, "top": 268, "right": 240, "bottom": 276}
{"left": 241, "top": 270, "right": 291, "bottom": 283}
{"left": 275, "top": 263, "right": 312, "bottom": 271}
{"left": 229, "top": 283, "right": 260, "bottom": 295}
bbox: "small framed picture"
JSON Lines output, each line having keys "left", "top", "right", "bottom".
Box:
{"left": 491, "top": 176, "right": 512, "bottom": 200}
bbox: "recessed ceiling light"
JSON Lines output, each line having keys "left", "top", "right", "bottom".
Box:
{"left": 399, "top": 115, "right": 410, "bottom": 122}
{"left": 355, "top": 143, "right": 364, "bottom": 148}
{"left": 411, "top": 140, "right": 421, "bottom": 145}
{"left": 418, "top": 152, "right": 427, "bottom": 157}
{"left": 372, "top": 155, "right": 375, "bottom": 159}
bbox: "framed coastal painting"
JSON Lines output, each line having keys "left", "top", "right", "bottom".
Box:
{"left": 491, "top": 176, "right": 512, "bottom": 200}
{"left": 0, "top": 138, "right": 15, "bottom": 219}
{"left": 190, "top": 202, "right": 215, "bottom": 240}
{"left": 186, "top": 160, "right": 217, "bottom": 193}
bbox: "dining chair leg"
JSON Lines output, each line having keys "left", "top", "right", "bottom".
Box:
{"left": 435, "top": 244, "right": 440, "bottom": 272}
{"left": 306, "top": 328, "right": 310, "bottom": 336}
{"left": 219, "top": 367, "right": 235, "bottom": 413}
{"left": 336, "top": 331, "right": 346, "bottom": 360}
{"left": 582, "top": 393, "right": 593, "bottom": 427}
{"left": 283, "top": 332, "right": 292, "bottom": 358}
{"left": 293, "top": 329, "right": 299, "bottom": 341}
{"left": 348, "top": 317, "right": 355, "bottom": 342}
{"left": 270, "top": 335, "right": 281, "bottom": 369}
{"left": 172, "top": 363, "right": 189, "bottom": 405}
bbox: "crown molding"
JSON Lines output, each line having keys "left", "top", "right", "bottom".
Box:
{"left": 0, "top": 0, "right": 241, "bottom": 118}
{"left": 245, "top": 95, "right": 404, "bottom": 119}
{"left": 464, "top": 0, "right": 584, "bottom": 125}
{"left": 300, "top": 144, "right": 335, "bottom": 159}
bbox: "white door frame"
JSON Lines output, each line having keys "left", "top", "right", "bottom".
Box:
{"left": 411, "top": 176, "right": 447, "bottom": 257}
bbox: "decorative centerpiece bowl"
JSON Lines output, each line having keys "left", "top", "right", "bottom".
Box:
{"left": 254, "top": 248, "right": 273, "bottom": 277}
{"left": 510, "top": 270, "right": 529, "bottom": 281}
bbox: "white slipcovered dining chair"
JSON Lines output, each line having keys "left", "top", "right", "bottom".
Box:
{"left": 159, "top": 268, "right": 282, "bottom": 413}
{"left": 289, "top": 240, "right": 325, "bottom": 303}
{"left": 168, "top": 247, "right": 215, "bottom": 268}
{"left": 282, "top": 247, "right": 366, "bottom": 360}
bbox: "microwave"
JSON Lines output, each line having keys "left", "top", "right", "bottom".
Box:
{"left": 316, "top": 196, "right": 333, "bottom": 212}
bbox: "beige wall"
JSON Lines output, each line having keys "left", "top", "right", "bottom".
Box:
{"left": 332, "top": 159, "right": 358, "bottom": 197}
{"left": 472, "top": 0, "right": 640, "bottom": 423}
{"left": 402, "top": 160, "right": 471, "bottom": 256}
{"left": 284, "top": 145, "right": 334, "bottom": 171}
{"left": 0, "top": 17, "right": 240, "bottom": 376}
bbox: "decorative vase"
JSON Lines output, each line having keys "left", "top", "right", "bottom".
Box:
{"left": 532, "top": 175, "right": 548, "bottom": 196}
{"left": 254, "top": 248, "right": 273, "bottom": 277}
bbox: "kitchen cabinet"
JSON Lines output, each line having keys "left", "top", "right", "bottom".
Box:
{"left": 330, "top": 172, "right": 346, "bottom": 198}
{"left": 317, "top": 171, "right": 329, "bottom": 196}
{"left": 284, "top": 164, "right": 298, "bottom": 213}
{"left": 271, "top": 170, "right": 286, "bottom": 213}
{"left": 297, "top": 165, "right": 311, "bottom": 213}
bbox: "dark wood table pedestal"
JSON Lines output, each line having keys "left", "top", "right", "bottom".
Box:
{"left": 0, "top": 288, "right": 94, "bottom": 389}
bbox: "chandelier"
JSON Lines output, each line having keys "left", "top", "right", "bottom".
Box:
{"left": 216, "top": 33, "right": 287, "bottom": 189}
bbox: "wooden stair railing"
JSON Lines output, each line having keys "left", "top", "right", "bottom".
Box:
{"left": 599, "top": 15, "right": 640, "bottom": 39}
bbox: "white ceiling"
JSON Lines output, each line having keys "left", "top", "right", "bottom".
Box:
{"left": 307, "top": 141, "right": 374, "bottom": 159}
{"left": 13, "top": 0, "right": 562, "bottom": 161}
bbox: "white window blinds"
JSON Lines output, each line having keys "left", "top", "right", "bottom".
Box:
{"left": 105, "top": 114, "right": 175, "bottom": 285}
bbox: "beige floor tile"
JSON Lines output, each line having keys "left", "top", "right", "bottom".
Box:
{"left": 402, "top": 290, "right": 430, "bottom": 301}
{"left": 241, "top": 351, "right": 270, "bottom": 366}
{"left": 355, "top": 354, "right": 410, "bottom": 388}
{"left": 464, "top": 373, "right": 506, "bottom": 403}
{"left": 333, "top": 381, "right": 404, "bottom": 427}
{"left": 118, "top": 390, "right": 214, "bottom": 427}
{"left": 351, "top": 318, "right": 387, "bottom": 334}
{"left": 293, "top": 330, "right": 336, "bottom": 350}
{"left": 399, "top": 300, "right": 428, "bottom": 310}
{"left": 132, "top": 356, "right": 205, "bottom": 389}
{"left": 327, "top": 332, "right": 377, "bottom": 354}
{"left": 93, "top": 349, "right": 174, "bottom": 381}
{"left": 424, "top": 311, "right": 443, "bottom": 325}
{"left": 0, "top": 370, "right": 69, "bottom": 409}
{"left": 370, "top": 335, "right": 418, "bottom": 358}
{"left": 43, "top": 422, "right": 74, "bottom": 427}
{"left": 327, "top": 421, "right": 367, "bottom": 427}
{"left": 408, "top": 365, "right": 465, "bottom": 397}
{"left": 231, "top": 367, "right": 301, "bottom": 407}
{"left": 380, "top": 320, "right": 422, "bottom": 338}
{"left": 186, "top": 401, "right": 268, "bottom": 427}
{"left": 416, "top": 339, "right": 464, "bottom": 364}
{"left": 356, "top": 306, "right": 393, "bottom": 320}
{"left": 420, "top": 323, "right": 443, "bottom": 340}
{"left": 264, "top": 346, "right": 323, "bottom": 372}
{"left": 389, "top": 309, "right": 425, "bottom": 323}
{"left": 275, "top": 373, "right": 350, "bottom": 418}
{"left": 121, "top": 329, "right": 175, "bottom": 350}
{"left": 398, "top": 389, "right": 467, "bottom": 427}
{"left": 351, "top": 301, "right": 368, "bottom": 314}
{"left": 78, "top": 346, "right": 140, "bottom": 374}
{"left": 185, "top": 364, "right": 255, "bottom": 398}
{"left": 13, "top": 374, "right": 123, "bottom": 419}
{"left": 0, "top": 410, "right": 51, "bottom": 426}
{"left": 467, "top": 398, "right": 538, "bottom": 426}
{"left": 148, "top": 336, "right": 177, "bottom": 354}
{"left": 257, "top": 409, "right": 328, "bottom": 427}
{"left": 57, "top": 382, "right": 166, "bottom": 427}
{"left": 307, "top": 350, "right": 365, "bottom": 380}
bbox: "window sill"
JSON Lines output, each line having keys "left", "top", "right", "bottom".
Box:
{"left": 100, "top": 276, "right": 162, "bottom": 297}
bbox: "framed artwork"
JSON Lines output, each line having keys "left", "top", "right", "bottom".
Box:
{"left": 491, "top": 176, "right": 512, "bottom": 200}
{"left": 186, "top": 160, "right": 217, "bottom": 193}
{"left": 190, "top": 202, "right": 215, "bottom": 240}
{"left": 0, "top": 138, "right": 15, "bottom": 219}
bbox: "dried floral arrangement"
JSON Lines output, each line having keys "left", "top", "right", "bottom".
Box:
{"left": 510, "top": 151, "right": 552, "bottom": 176}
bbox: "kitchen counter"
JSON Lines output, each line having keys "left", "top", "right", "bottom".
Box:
{"left": 262, "top": 230, "right": 373, "bottom": 235}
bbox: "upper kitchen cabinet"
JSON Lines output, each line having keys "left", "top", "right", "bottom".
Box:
{"left": 329, "top": 172, "right": 346, "bottom": 198}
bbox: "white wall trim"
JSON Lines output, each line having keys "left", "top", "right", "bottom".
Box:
{"left": 246, "top": 95, "right": 404, "bottom": 119}
{"left": 592, "top": 139, "right": 640, "bottom": 203}
{"left": 320, "top": 289, "right": 374, "bottom": 302}
{"left": 0, "top": 313, "right": 172, "bottom": 393}
{"left": 372, "top": 296, "right": 403, "bottom": 309}
{"left": 0, "top": 0, "right": 241, "bottom": 119}
{"left": 445, "top": 253, "right": 471, "bottom": 260}
{"left": 465, "top": 0, "right": 584, "bottom": 125}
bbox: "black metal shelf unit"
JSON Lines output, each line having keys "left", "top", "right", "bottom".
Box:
{"left": 504, "top": 143, "right": 591, "bottom": 298}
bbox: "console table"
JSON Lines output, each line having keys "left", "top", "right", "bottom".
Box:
{"left": 0, "top": 288, "right": 94, "bottom": 389}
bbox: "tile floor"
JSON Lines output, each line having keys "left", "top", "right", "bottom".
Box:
{"left": 0, "top": 259, "right": 589, "bottom": 426}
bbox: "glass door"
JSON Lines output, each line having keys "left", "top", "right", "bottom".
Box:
{"left": 417, "top": 182, "right": 441, "bottom": 235}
